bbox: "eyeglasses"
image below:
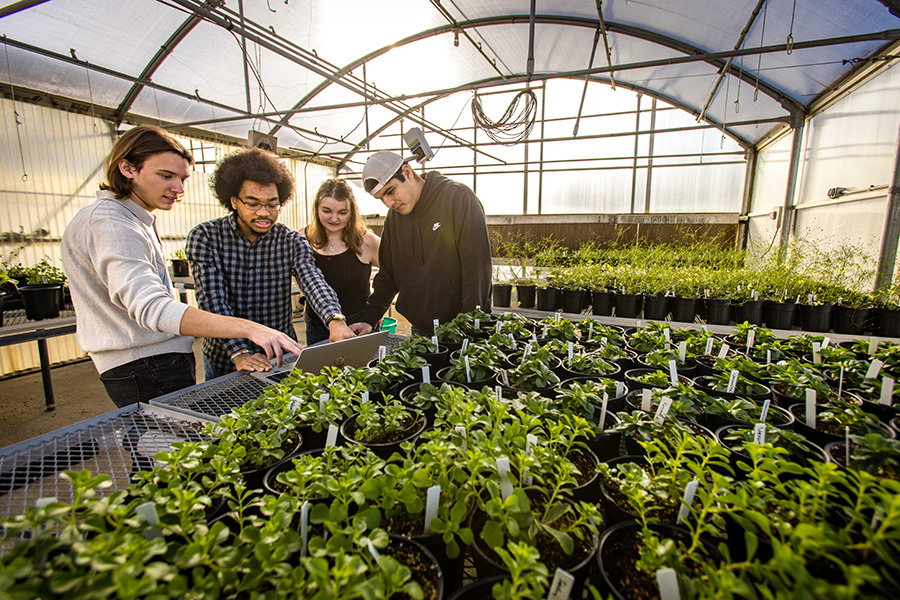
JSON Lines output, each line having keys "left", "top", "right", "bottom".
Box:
{"left": 236, "top": 197, "right": 282, "bottom": 212}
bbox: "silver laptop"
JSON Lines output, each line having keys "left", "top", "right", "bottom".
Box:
{"left": 250, "top": 330, "right": 390, "bottom": 385}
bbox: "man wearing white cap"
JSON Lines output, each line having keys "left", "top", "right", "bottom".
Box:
{"left": 350, "top": 151, "right": 492, "bottom": 336}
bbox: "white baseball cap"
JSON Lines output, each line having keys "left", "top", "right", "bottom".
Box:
{"left": 362, "top": 151, "right": 406, "bottom": 195}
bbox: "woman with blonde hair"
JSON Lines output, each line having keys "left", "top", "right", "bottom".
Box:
{"left": 304, "top": 178, "right": 380, "bottom": 344}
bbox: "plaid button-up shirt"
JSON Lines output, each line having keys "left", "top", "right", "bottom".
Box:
{"left": 186, "top": 214, "right": 342, "bottom": 374}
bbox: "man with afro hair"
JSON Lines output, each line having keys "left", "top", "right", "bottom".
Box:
{"left": 186, "top": 148, "right": 354, "bottom": 379}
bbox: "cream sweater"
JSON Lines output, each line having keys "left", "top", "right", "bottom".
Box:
{"left": 61, "top": 191, "right": 193, "bottom": 373}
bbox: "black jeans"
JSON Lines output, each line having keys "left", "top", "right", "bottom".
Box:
{"left": 99, "top": 352, "right": 196, "bottom": 408}
{"left": 304, "top": 312, "right": 331, "bottom": 346}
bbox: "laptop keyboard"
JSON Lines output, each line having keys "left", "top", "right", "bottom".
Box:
{"left": 266, "top": 370, "right": 294, "bottom": 384}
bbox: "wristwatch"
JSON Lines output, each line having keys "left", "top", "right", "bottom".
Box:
{"left": 325, "top": 312, "right": 347, "bottom": 326}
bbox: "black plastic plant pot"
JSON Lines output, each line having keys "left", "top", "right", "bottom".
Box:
{"left": 700, "top": 404, "right": 794, "bottom": 433}
{"left": 591, "top": 289, "right": 613, "bottom": 316}
{"left": 239, "top": 433, "right": 303, "bottom": 490}
{"left": 788, "top": 403, "right": 895, "bottom": 449}
{"left": 436, "top": 366, "right": 496, "bottom": 390}
{"left": 339, "top": 411, "right": 427, "bottom": 460}
{"left": 875, "top": 308, "right": 900, "bottom": 338}
{"left": 399, "top": 381, "right": 441, "bottom": 425}
{"left": 516, "top": 284, "right": 536, "bottom": 308}
{"left": 492, "top": 284, "right": 512, "bottom": 308}
{"left": 558, "top": 376, "right": 629, "bottom": 412}
{"left": 623, "top": 367, "right": 683, "bottom": 391}
{"left": 262, "top": 447, "right": 327, "bottom": 497}
{"left": 798, "top": 303, "right": 834, "bottom": 333}
{"left": 671, "top": 296, "right": 700, "bottom": 323}
{"left": 171, "top": 259, "right": 190, "bottom": 277}
{"left": 598, "top": 455, "right": 647, "bottom": 525}
{"left": 832, "top": 306, "right": 872, "bottom": 335}
{"left": 380, "top": 535, "right": 444, "bottom": 600}
{"left": 732, "top": 300, "right": 764, "bottom": 326}
{"left": 19, "top": 284, "right": 62, "bottom": 321}
{"left": 468, "top": 503, "right": 599, "bottom": 599}
{"left": 692, "top": 375, "right": 772, "bottom": 403}
{"left": 643, "top": 294, "right": 670, "bottom": 321}
{"left": 536, "top": 287, "right": 560, "bottom": 311}
{"left": 568, "top": 448, "right": 601, "bottom": 504}
{"left": 595, "top": 521, "right": 723, "bottom": 600}
{"left": 613, "top": 293, "right": 642, "bottom": 318}
{"left": 764, "top": 300, "right": 797, "bottom": 330}
{"left": 561, "top": 288, "right": 586, "bottom": 314}
{"left": 558, "top": 361, "right": 623, "bottom": 384}
{"left": 714, "top": 423, "right": 829, "bottom": 472}
{"left": 415, "top": 344, "right": 451, "bottom": 373}
{"left": 704, "top": 298, "right": 731, "bottom": 325}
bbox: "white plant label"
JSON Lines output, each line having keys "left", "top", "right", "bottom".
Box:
{"left": 678, "top": 342, "right": 687, "bottom": 363}
{"left": 461, "top": 339, "right": 470, "bottom": 354}
{"left": 548, "top": 568, "right": 576, "bottom": 600}
{"left": 495, "top": 385, "right": 503, "bottom": 403}
{"left": 497, "top": 457, "right": 513, "bottom": 500}
{"left": 542, "top": 324, "right": 549, "bottom": 337}
{"left": 568, "top": 342, "right": 574, "bottom": 367}
{"left": 812, "top": 342, "right": 821, "bottom": 364}
{"left": 805, "top": 389, "right": 817, "bottom": 429}
{"left": 726, "top": 369, "right": 739, "bottom": 394}
{"left": 669, "top": 360, "right": 679, "bottom": 385}
{"left": 378, "top": 345, "right": 387, "bottom": 361}
{"left": 499, "top": 370, "right": 510, "bottom": 387}
{"left": 288, "top": 395, "right": 301, "bottom": 412}
{"left": 845, "top": 426, "right": 851, "bottom": 466}
{"left": 319, "top": 393, "right": 329, "bottom": 413}
{"left": 822, "top": 336, "right": 831, "bottom": 350}
{"left": 753, "top": 422, "right": 766, "bottom": 445}
{"left": 325, "top": 423, "right": 339, "bottom": 447}
{"left": 766, "top": 349, "right": 772, "bottom": 365}
{"left": 555, "top": 312, "right": 561, "bottom": 322}
{"left": 424, "top": 485, "right": 441, "bottom": 534}
{"left": 838, "top": 366, "right": 844, "bottom": 399}
{"left": 475, "top": 318, "right": 481, "bottom": 330}
{"left": 642, "top": 388, "right": 652, "bottom": 412}
{"left": 455, "top": 426, "right": 467, "bottom": 451}
{"left": 433, "top": 318, "right": 440, "bottom": 330}
{"left": 704, "top": 338, "right": 714, "bottom": 356}
{"left": 753, "top": 290, "right": 759, "bottom": 301}
{"left": 657, "top": 569, "right": 681, "bottom": 600}
{"left": 601, "top": 336, "right": 608, "bottom": 348}
{"left": 136, "top": 501, "right": 160, "bottom": 526}
{"left": 760, "top": 399, "right": 771, "bottom": 423}
{"left": 881, "top": 376, "right": 895, "bottom": 406}
{"left": 663, "top": 328, "right": 671, "bottom": 342}
{"left": 464, "top": 356, "right": 472, "bottom": 383}
{"left": 361, "top": 391, "right": 370, "bottom": 404}
{"left": 523, "top": 434, "right": 537, "bottom": 485}
{"left": 654, "top": 396, "right": 673, "bottom": 424}
{"left": 616, "top": 381, "right": 625, "bottom": 397}
{"left": 422, "top": 366, "right": 431, "bottom": 384}
{"left": 300, "top": 500, "right": 310, "bottom": 557}
{"left": 136, "top": 501, "right": 162, "bottom": 539}
{"left": 431, "top": 335, "right": 440, "bottom": 352}
{"left": 588, "top": 322, "right": 594, "bottom": 338}
{"left": 865, "top": 359, "right": 884, "bottom": 379}
{"left": 508, "top": 333, "right": 517, "bottom": 349}
{"left": 869, "top": 338, "right": 879, "bottom": 355}
{"left": 718, "top": 343, "right": 730, "bottom": 359}
{"left": 523, "top": 342, "right": 532, "bottom": 358}
{"left": 532, "top": 333, "right": 538, "bottom": 343}
{"left": 677, "top": 479, "right": 700, "bottom": 525}
{"left": 747, "top": 329, "right": 756, "bottom": 349}
{"left": 598, "top": 391, "right": 610, "bottom": 428}
{"left": 367, "top": 540, "right": 381, "bottom": 562}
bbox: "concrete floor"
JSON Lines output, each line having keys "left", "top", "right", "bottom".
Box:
{"left": 0, "top": 312, "right": 411, "bottom": 449}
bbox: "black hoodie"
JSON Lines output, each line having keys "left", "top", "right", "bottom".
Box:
{"left": 360, "top": 171, "right": 492, "bottom": 333}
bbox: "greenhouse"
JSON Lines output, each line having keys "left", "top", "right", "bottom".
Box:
{"left": 2, "top": 1, "right": 900, "bottom": 598}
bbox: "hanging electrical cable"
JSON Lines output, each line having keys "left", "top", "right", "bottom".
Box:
{"left": 4, "top": 36, "right": 28, "bottom": 182}
{"left": 754, "top": 0, "right": 769, "bottom": 102}
{"left": 470, "top": 88, "right": 538, "bottom": 146}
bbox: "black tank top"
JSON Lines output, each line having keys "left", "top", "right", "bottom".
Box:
{"left": 309, "top": 248, "right": 372, "bottom": 324}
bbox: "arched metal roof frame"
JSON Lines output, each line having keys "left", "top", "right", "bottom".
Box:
{"left": 1, "top": 1, "right": 898, "bottom": 164}
{"left": 259, "top": 13, "right": 900, "bottom": 167}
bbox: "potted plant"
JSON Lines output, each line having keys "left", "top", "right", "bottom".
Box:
{"left": 170, "top": 248, "right": 190, "bottom": 277}
{"left": 340, "top": 395, "right": 426, "bottom": 459}
{"left": 18, "top": 258, "right": 67, "bottom": 320}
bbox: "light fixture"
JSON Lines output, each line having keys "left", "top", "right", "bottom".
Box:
{"left": 453, "top": 29, "right": 460, "bottom": 47}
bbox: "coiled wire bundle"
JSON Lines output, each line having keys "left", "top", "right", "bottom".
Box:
{"left": 470, "top": 88, "right": 538, "bottom": 145}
